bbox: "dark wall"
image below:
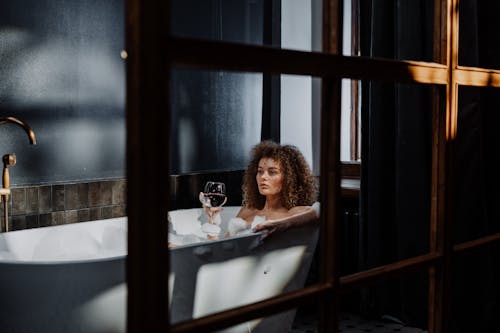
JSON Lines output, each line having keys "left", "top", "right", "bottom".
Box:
{"left": 1, "top": 0, "right": 267, "bottom": 183}
{"left": 169, "top": 0, "right": 264, "bottom": 175}
{"left": 0, "top": 0, "right": 125, "bottom": 185}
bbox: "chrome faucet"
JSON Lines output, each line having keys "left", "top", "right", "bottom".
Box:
{"left": 0, "top": 117, "right": 37, "bottom": 232}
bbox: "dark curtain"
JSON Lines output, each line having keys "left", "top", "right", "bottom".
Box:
{"left": 451, "top": 2, "right": 500, "bottom": 332}
{"left": 357, "top": 0, "right": 434, "bottom": 327}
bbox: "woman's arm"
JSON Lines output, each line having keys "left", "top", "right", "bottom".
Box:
{"left": 252, "top": 205, "right": 320, "bottom": 236}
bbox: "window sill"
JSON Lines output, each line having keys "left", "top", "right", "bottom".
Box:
{"left": 341, "top": 178, "right": 360, "bottom": 199}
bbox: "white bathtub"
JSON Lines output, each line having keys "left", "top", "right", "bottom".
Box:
{"left": 0, "top": 207, "right": 319, "bottom": 333}
{"left": 0, "top": 217, "right": 127, "bottom": 333}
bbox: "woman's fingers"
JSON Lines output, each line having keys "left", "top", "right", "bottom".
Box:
{"left": 256, "top": 227, "right": 276, "bottom": 240}
{"left": 211, "top": 207, "right": 222, "bottom": 214}
{"left": 203, "top": 206, "right": 212, "bottom": 217}
{"left": 253, "top": 222, "right": 277, "bottom": 233}
{"left": 204, "top": 206, "right": 222, "bottom": 217}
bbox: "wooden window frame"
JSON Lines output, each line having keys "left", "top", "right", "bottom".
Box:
{"left": 125, "top": 0, "right": 500, "bottom": 332}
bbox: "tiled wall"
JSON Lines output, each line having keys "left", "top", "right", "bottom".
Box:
{"left": 0, "top": 179, "right": 126, "bottom": 231}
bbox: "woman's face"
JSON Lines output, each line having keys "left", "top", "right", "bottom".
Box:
{"left": 256, "top": 157, "right": 283, "bottom": 197}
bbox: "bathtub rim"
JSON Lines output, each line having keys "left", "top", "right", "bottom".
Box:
{"left": 0, "top": 253, "right": 127, "bottom": 265}
{"left": 168, "top": 230, "right": 266, "bottom": 250}
{"left": 0, "top": 231, "right": 266, "bottom": 264}
{"left": 0, "top": 232, "right": 266, "bottom": 265}
{"left": 0, "top": 217, "right": 128, "bottom": 265}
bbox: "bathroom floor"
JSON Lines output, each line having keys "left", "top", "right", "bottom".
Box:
{"left": 292, "top": 311, "right": 427, "bottom": 333}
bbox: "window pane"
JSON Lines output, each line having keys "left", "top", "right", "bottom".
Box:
{"left": 454, "top": 87, "right": 500, "bottom": 244}
{"left": 168, "top": 70, "right": 322, "bottom": 324}
{"left": 452, "top": 244, "right": 500, "bottom": 332}
{"left": 340, "top": 272, "right": 429, "bottom": 332}
{"left": 353, "top": 81, "right": 437, "bottom": 271}
{"left": 459, "top": 1, "right": 500, "bottom": 70}
{"left": 170, "top": 0, "right": 323, "bottom": 52}
{"left": 353, "top": 0, "right": 435, "bottom": 62}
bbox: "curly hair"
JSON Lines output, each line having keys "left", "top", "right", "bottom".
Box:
{"left": 242, "top": 141, "right": 318, "bottom": 209}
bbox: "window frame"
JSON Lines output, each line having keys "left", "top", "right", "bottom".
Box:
{"left": 125, "top": 0, "right": 500, "bottom": 332}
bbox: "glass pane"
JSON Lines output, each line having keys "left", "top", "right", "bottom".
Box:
{"left": 170, "top": 0, "right": 323, "bottom": 52}
{"left": 353, "top": 81, "right": 437, "bottom": 271}
{"left": 353, "top": 0, "right": 435, "bottom": 62}
{"left": 454, "top": 87, "right": 500, "bottom": 244}
{"left": 168, "top": 70, "right": 322, "bottom": 324}
{"left": 452, "top": 243, "right": 500, "bottom": 332}
{"left": 459, "top": 1, "right": 500, "bottom": 70}
{"left": 340, "top": 273, "right": 429, "bottom": 332}
{"left": 0, "top": 0, "right": 125, "bottom": 185}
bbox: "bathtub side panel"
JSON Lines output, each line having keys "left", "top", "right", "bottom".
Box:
{"left": 0, "top": 257, "right": 126, "bottom": 333}
{"left": 169, "top": 223, "right": 319, "bottom": 333}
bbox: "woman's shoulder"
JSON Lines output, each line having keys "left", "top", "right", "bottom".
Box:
{"left": 237, "top": 206, "right": 257, "bottom": 216}
{"left": 288, "top": 205, "right": 312, "bottom": 214}
{"left": 287, "top": 203, "right": 320, "bottom": 220}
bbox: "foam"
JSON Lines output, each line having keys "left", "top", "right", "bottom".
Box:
{"left": 32, "top": 229, "right": 101, "bottom": 261}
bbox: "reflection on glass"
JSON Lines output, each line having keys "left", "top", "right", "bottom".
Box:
{"left": 340, "top": 273, "right": 428, "bottom": 332}
{"left": 454, "top": 87, "right": 500, "bottom": 244}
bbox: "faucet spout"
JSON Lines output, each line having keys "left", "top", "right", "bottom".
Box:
{"left": 0, "top": 117, "right": 36, "bottom": 232}
{"left": 0, "top": 117, "right": 36, "bottom": 145}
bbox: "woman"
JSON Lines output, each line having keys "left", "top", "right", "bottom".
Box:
{"left": 206, "top": 141, "right": 319, "bottom": 238}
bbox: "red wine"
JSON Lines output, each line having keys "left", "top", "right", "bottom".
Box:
{"left": 204, "top": 193, "right": 227, "bottom": 207}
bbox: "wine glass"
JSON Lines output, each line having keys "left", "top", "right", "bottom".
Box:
{"left": 199, "top": 181, "right": 227, "bottom": 225}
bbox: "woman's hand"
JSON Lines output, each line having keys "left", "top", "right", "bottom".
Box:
{"left": 252, "top": 219, "right": 291, "bottom": 238}
{"left": 200, "top": 191, "right": 223, "bottom": 224}
{"left": 204, "top": 206, "right": 222, "bottom": 223}
{"left": 252, "top": 206, "right": 319, "bottom": 238}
